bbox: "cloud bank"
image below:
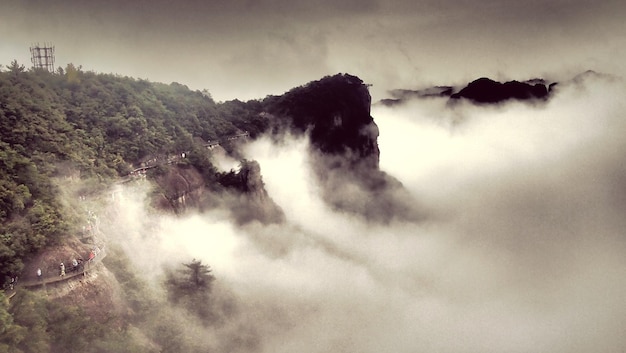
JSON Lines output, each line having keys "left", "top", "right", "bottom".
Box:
{"left": 101, "top": 73, "right": 626, "bottom": 353}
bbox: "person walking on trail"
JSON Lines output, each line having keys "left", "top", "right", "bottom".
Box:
{"left": 72, "top": 258, "right": 79, "bottom": 272}
{"left": 37, "top": 268, "right": 42, "bottom": 280}
{"left": 60, "top": 262, "right": 65, "bottom": 277}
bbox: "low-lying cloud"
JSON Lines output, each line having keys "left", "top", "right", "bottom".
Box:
{"left": 101, "top": 73, "right": 626, "bottom": 353}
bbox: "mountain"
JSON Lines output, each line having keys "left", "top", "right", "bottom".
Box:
{"left": 0, "top": 62, "right": 271, "bottom": 289}
{"left": 2, "top": 66, "right": 413, "bottom": 352}
{"left": 1, "top": 67, "right": 401, "bottom": 287}
{"left": 450, "top": 77, "right": 551, "bottom": 103}
{"left": 263, "top": 73, "right": 379, "bottom": 167}
{"left": 261, "top": 74, "right": 424, "bottom": 222}
{"left": 379, "top": 77, "right": 556, "bottom": 106}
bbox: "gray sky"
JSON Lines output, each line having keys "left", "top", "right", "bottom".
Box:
{"left": 2, "top": 0, "right": 626, "bottom": 100}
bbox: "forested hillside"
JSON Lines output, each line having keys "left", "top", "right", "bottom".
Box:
{"left": 0, "top": 61, "right": 270, "bottom": 287}
{"left": 0, "top": 61, "right": 375, "bottom": 291}
{"left": 0, "top": 61, "right": 382, "bottom": 352}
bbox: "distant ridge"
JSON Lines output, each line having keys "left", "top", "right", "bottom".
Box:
{"left": 450, "top": 77, "right": 551, "bottom": 103}
{"left": 379, "top": 76, "right": 561, "bottom": 106}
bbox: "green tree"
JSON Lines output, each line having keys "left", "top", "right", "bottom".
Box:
{"left": 164, "top": 259, "right": 215, "bottom": 324}
{"left": 6, "top": 290, "right": 50, "bottom": 353}
{"left": 64, "top": 63, "right": 82, "bottom": 86}
{"left": 7, "top": 61, "right": 25, "bottom": 75}
{"left": 166, "top": 259, "right": 215, "bottom": 297}
{"left": 0, "top": 291, "right": 27, "bottom": 353}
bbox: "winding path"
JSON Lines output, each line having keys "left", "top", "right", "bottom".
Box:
{"left": 4, "top": 132, "right": 248, "bottom": 299}
{"left": 6, "top": 248, "right": 107, "bottom": 299}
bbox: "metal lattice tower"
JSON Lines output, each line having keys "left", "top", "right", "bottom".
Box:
{"left": 30, "top": 43, "right": 55, "bottom": 72}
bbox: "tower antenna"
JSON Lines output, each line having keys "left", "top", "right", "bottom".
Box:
{"left": 30, "top": 42, "right": 55, "bottom": 72}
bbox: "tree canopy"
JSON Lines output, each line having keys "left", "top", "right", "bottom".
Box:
{"left": 0, "top": 62, "right": 268, "bottom": 287}
{"left": 164, "top": 259, "right": 216, "bottom": 324}
{"left": 165, "top": 259, "right": 215, "bottom": 298}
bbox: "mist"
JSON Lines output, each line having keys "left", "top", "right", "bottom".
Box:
{"left": 100, "top": 73, "right": 626, "bottom": 352}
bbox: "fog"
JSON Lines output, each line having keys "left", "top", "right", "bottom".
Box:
{"left": 102, "top": 73, "right": 626, "bottom": 352}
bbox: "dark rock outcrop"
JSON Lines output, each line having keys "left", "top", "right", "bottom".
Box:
{"left": 150, "top": 164, "right": 205, "bottom": 213}
{"left": 263, "top": 73, "right": 425, "bottom": 222}
{"left": 264, "top": 73, "right": 380, "bottom": 169}
{"left": 378, "top": 77, "right": 556, "bottom": 106}
{"left": 450, "top": 77, "right": 550, "bottom": 103}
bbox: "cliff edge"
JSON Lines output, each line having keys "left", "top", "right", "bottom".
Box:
{"left": 264, "top": 73, "right": 380, "bottom": 169}
{"left": 264, "top": 73, "right": 423, "bottom": 222}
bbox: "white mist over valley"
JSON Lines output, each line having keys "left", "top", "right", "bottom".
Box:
{"left": 98, "top": 74, "right": 626, "bottom": 353}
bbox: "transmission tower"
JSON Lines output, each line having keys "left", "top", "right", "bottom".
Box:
{"left": 30, "top": 43, "right": 55, "bottom": 72}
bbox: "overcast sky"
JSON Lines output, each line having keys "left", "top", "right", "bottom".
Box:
{"left": 2, "top": 0, "right": 626, "bottom": 100}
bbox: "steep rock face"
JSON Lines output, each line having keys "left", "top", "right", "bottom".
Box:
{"left": 265, "top": 73, "right": 423, "bottom": 222}
{"left": 450, "top": 77, "right": 550, "bottom": 103}
{"left": 265, "top": 73, "right": 380, "bottom": 169}
{"left": 151, "top": 164, "right": 205, "bottom": 213}
{"left": 146, "top": 159, "right": 284, "bottom": 224}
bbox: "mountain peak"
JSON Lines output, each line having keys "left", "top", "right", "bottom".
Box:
{"left": 264, "top": 73, "right": 379, "bottom": 168}
{"left": 450, "top": 77, "right": 550, "bottom": 103}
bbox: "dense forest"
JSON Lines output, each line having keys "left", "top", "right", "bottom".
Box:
{"left": 0, "top": 60, "right": 276, "bottom": 287}
{"left": 0, "top": 60, "right": 285, "bottom": 353}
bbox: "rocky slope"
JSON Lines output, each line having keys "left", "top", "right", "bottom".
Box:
{"left": 150, "top": 164, "right": 206, "bottom": 213}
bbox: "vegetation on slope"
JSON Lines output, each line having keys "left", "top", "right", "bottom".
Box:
{"left": 0, "top": 61, "right": 271, "bottom": 287}
{"left": 0, "top": 66, "right": 376, "bottom": 351}
{"left": 1, "top": 64, "right": 373, "bottom": 289}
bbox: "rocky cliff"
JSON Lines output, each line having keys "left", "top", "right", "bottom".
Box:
{"left": 264, "top": 73, "right": 423, "bottom": 222}
{"left": 150, "top": 164, "right": 206, "bottom": 213}
{"left": 264, "top": 73, "right": 380, "bottom": 169}
{"left": 145, "top": 157, "right": 284, "bottom": 224}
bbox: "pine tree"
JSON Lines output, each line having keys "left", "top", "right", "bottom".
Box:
{"left": 165, "top": 259, "right": 215, "bottom": 300}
